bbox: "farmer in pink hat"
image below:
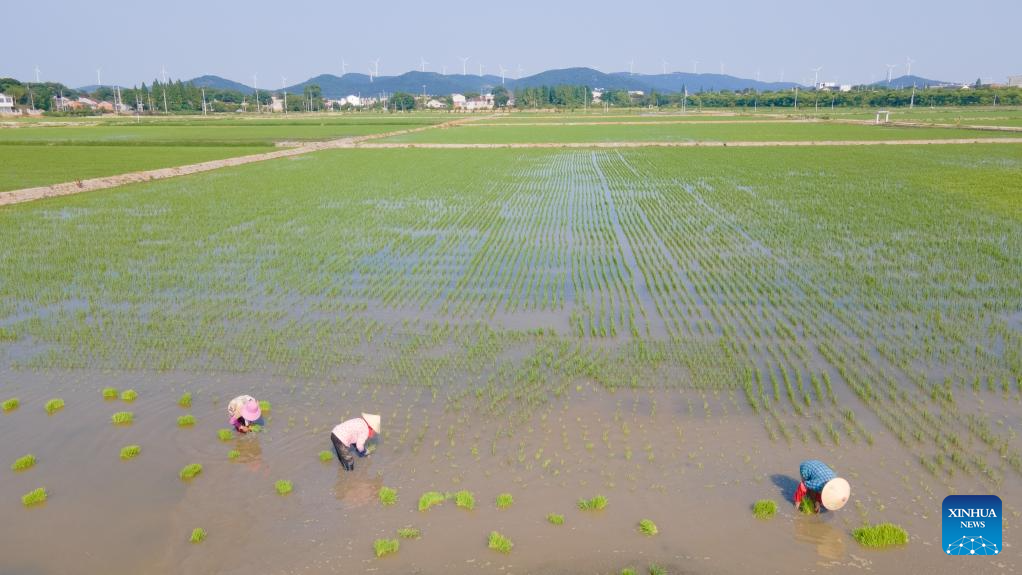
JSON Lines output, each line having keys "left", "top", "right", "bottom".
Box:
{"left": 331, "top": 413, "right": 381, "bottom": 471}
{"left": 227, "top": 395, "right": 262, "bottom": 434}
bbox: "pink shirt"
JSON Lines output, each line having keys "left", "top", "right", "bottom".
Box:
{"left": 332, "top": 418, "right": 371, "bottom": 452}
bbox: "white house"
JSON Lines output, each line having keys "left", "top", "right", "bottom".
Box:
{"left": 425, "top": 98, "right": 447, "bottom": 109}
{"left": 77, "top": 97, "right": 98, "bottom": 108}
{"left": 270, "top": 96, "right": 284, "bottom": 112}
{"left": 344, "top": 94, "right": 363, "bottom": 107}
{"left": 464, "top": 93, "right": 494, "bottom": 111}
{"left": 451, "top": 93, "right": 467, "bottom": 108}
{"left": 0, "top": 93, "right": 15, "bottom": 114}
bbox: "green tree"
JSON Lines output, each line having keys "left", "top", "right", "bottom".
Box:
{"left": 388, "top": 92, "right": 416, "bottom": 111}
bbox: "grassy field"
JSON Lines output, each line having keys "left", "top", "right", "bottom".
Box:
{"left": 379, "top": 122, "right": 1017, "bottom": 143}
{"left": 0, "top": 144, "right": 271, "bottom": 191}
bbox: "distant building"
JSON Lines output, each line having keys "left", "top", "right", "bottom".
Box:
{"left": 628, "top": 90, "right": 644, "bottom": 97}
{"left": 96, "top": 101, "right": 115, "bottom": 112}
{"left": 270, "top": 96, "right": 284, "bottom": 112}
{"left": 463, "top": 93, "right": 494, "bottom": 111}
{"left": 451, "top": 93, "right": 467, "bottom": 108}
{"left": 425, "top": 98, "right": 447, "bottom": 109}
{"left": 591, "top": 88, "right": 604, "bottom": 102}
{"left": 0, "top": 93, "right": 15, "bottom": 114}
{"left": 1009, "top": 75, "right": 1022, "bottom": 87}
{"left": 344, "top": 95, "right": 363, "bottom": 107}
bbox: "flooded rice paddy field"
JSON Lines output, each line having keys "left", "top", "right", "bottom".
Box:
{"left": 1, "top": 142, "right": 1021, "bottom": 573}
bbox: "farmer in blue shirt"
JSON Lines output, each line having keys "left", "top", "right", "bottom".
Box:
{"left": 795, "top": 459, "right": 850, "bottom": 513}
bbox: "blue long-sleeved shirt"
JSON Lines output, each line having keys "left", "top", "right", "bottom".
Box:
{"left": 800, "top": 459, "right": 836, "bottom": 492}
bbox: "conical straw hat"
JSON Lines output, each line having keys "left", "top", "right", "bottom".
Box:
{"left": 362, "top": 413, "right": 381, "bottom": 433}
{"left": 821, "top": 477, "right": 850, "bottom": 510}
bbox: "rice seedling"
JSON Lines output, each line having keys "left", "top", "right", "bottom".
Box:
{"left": 111, "top": 411, "right": 133, "bottom": 425}
{"left": 798, "top": 498, "right": 818, "bottom": 515}
{"left": 753, "top": 499, "right": 778, "bottom": 519}
{"left": 227, "top": 450, "right": 240, "bottom": 460}
{"left": 547, "top": 513, "right": 565, "bottom": 525}
{"left": 577, "top": 495, "right": 608, "bottom": 511}
{"left": 852, "top": 523, "right": 909, "bottom": 548}
{"left": 179, "top": 463, "right": 203, "bottom": 480}
{"left": 418, "top": 491, "right": 445, "bottom": 511}
{"left": 648, "top": 564, "right": 667, "bottom": 575}
{"left": 22, "top": 487, "right": 47, "bottom": 506}
{"left": 178, "top": 392, "right": 192, "bottom": 408}
{"left": 496, "top": 493, "right": 514, "bottom": 509}
{"left": 248, "top": 423, "right": 263, "bottom": 433}
{"left": 621, "top": 569, "right": 637, "bottom": 575}
{"left": 44, "top": 398, "right": 64, "bottom": 414}
{"left": 374, "top": 538, "right": 399, "bottom": 558}
{"left": 318, "top": 450, "right": 333, "bottom": 462}
{"left": 454, "top": 490, "right": 475, "bottom": 510}
{"left": 275, "top": 480, "right": 293, "bottom": 495}
{"left": 11, "top": 454, "right": 36, "bottom": 471}
{"left": 259, "top": 400, "right": 271, "bottom": 413}
{"left": 177, "top": 414, "right": 196, "bottom": 427}
{"left": 217, "top": 429, "right": 234, "bottom": 441}
{"left": 120, "top": 445, "right": 141, "bottom": 459}
{"left": 120, "top": 389, "right": 138, "bottom": 402}
{"left": 2, "top": 398, "right": 17, "bottom": 412}
{"left": 102, "top": 387, "right": 118, "bottom": 400}
{"left": 638, "top": 519, "right": 659, "bottom": 535}
{"left": 488, "top": 531, "right": 513, "bottom": 554}
{"left": 379, "top": 486, "right": 397, "bottom": 506}
{"left": 397, "top": 527, "right": 421, "bottom": 539}
{"left": 189, "top": 528, "right": 206, "bottom": 543}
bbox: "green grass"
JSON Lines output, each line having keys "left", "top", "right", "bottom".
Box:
{"left": 217, "top": 428, "right": 234, "bottom": 441}
{"left": 120, "top": 389, "right": 138, "bottom": 402}
{"left": 44, "top": 398, "right": 64, "bottom": 414}
{"left": 547, "top": 513, "right": 565, "bottom": 525}
{"left": 275, "top": 480, "right": 293, "bottom": 495}
{"left": 101, "top": 387, "right": 118, "bottom": 399}
{"left": 496, "top": 493, "right": 513, "bottom": 509}
{"left": 454, "top": 490, "right": 475, "bottom": 510}
{"left": 111, "top": 411, "right": 133, "bottom": 424}
{"left": 189, "top": 528, "right": 206, "bottom": 543}
{"left": 488, "top": 531, "right": 513, "bottom": 554}
{"left": 0, "top": 144, "right": 275, "bottom": 192}
{"left": 178, "top": 392, "right": 192, "bottom": 408}
{"left": 2, "top": 398, "right": 18, "bottom": 412}
{"left": 638, "top": 519, "right": 659, "bottom": 535}
{"left": 852, "top": 523, "right": 909, "bottom": 548}
{"left": 578, "top": 495, "right": 608, "bottom": 511}
{"left": 179, "top": 463, "right": 202, "bottom": 480}
{"left": 227, "top": 450, "right": 240, "bottom": 460}
{"left": 120, "top": 445, "right": 141, "bottom": 459}
{"left": 418, "top": 491, "right": 445, "bottom": 512}
{"left": 397, "top": 527, "right": 421, "bottom": 539}
{"left": 373, "top": 538, "right": 399, "bottom": 558}
{"left": 177, "top": 414, "right": 196, "bottom": 427}
{"left": 753, "top": 499, "right": 778, "bottom": 519}
{"left": 378, "top": 486, "right": 397, "bottom": 506}
{"left": 22, "top": 487, "right": 47, "bottom": 506}
{"left": 11, "top": 454, "right": 36, "bottom": 471}
{"left": 318, "top": 450, "right": 333, "bottom": 462}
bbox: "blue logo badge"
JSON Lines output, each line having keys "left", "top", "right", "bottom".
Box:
{"left": 943, "top": 495, "right": 1002, "bottom": 556}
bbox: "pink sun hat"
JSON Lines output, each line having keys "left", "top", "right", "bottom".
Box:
{"left": 239, "top": 398, "right": 262, "bottom": 422}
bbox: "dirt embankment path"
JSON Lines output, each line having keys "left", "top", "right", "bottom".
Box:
{"left": 358, "top": 137, "right": 1022, "bottom": 149}
{"left": 0, "top": 116, "right": 482, "bottom": 207}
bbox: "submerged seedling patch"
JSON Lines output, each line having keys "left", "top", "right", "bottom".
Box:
{"left": 259, "top": 400, "right": 271, "bottom": 413}
{"left": 275, "top": 480, "right": 293, "bottom": 495}
{"left": 111, "top": 411, "right": 133, "bottom": 425}
{"left": 496, "top": 493, "right": 513, "bottom": 509}
{"left": 102, "top": 387, "right": 118, "bottom": 400}
{"left": 2, "top": 398, "right": 18, "bottom": 412}
{"left": 120, "top": 389, "right": 138, "bottom": 402}
{"left": 418, "top": 491, "right": 445, "bottom": 512}
{"left": 217, "top": 429, "right": 233, "bottom": 441}
{"left": 488, "top": 531, "right": 513, "bottom": 554}
{"left": 44, "top": 398, "right": 64, "bottom": 415}
{"left": 753, "top": 499, "right": 778, "bottom": 519}
{"left": 120, "top": 445, "right": 141, "bottom": 459}
{"left": 12, "top": 454, "right": 36, "bottom": 471}
{"left": 454, "top": 490, "right": 475, "bottom": 510}
{"left": 189, "top": 528, "right": 206, "bottom": 543}
{"left": 397, "top": 527, "right": 421, "bottom": 539}
{"left": 178, "top": 392, "right": 192, "bottom": 408}
{"left": 547, "top": 513, "right": 565, "bottom": 525}
{"left": 638, "top": 519, "right": 658, "bottom": 535}
{"left": 179, "top": 463, "right": 203, "bottom": 480}
{"left": 852, "top": 523, "right": 909, "bottom": 548}
{"left": 227, "top": 450, "right": 240, "bottom": 460}
{"left": 374, "top": 538, "right": 399, "bottom": 558}
{"left": 379, "top": 486, "right": 397, "bottom": 506}
{"left": 177, "top": 414, "right": 196, "bottom": 427}
{"left": 318, "top": 450, "right": 334, "bottom": 462}
{"left": 22, "top": 487, "right": 47, "bottom": 506}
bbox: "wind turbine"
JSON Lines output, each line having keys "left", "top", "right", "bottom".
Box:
{"left": 341, "top": 59, "right": 348, "bottom": 75}
{"left": 720, "top": 61, "right": 725, "bottom": 75}
{"left": 371, "top": 58, "right": 380, "bottom": 82}
{"left": 692, "top": 60, "right": 699, "bottom": 74}
{"left": 478, "top": 63, "right": 485, "bottom": 77}
{"left": 906, "top": 56, "right": 914, "bottom": 77}
{"left": 812, "top": 66, "right": 823, "bottom": 88}
{"left": 661, "top": 59, "right": 668, "bottom": 74}
{"left": 459, "top": 56, "right": 470, "bottom": 76}
{"left": 516, "top": 64, "right": 524, "bottom": 79}
{"left": 498, "top": 65, "right": 508, "bottom": 85}
{"left": 885, "top": 63, "right": 897, "bottom": 85}
{"left": 419, "top": 56, "right": 429, "bottom": 73}
{"left": 628, "top": 59, "right": 634, "bottom": 75}
{"left": 34, "top": 65, "right": 41, "bottom": 83}
{"left": 96, "top": 68, "right": 102, "bottom": 88}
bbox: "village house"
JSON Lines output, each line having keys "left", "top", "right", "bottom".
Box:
{"left": 0, "top": 93, "right": 15, "bottom": 114}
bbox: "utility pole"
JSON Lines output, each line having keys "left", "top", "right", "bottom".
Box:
{"left": 201, "top": 87, "right": 207, "bottom": 116}
{"left": 793, "top": 86, "right": 798, "bottom": 110}
{"left": 282, "top": 77, "right": 287, "bottom": 115}
{"left": 910, "top": 83, "right": 916, "bottom": 108}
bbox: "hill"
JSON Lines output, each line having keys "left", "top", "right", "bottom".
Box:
{"left": 189, "top": 75, "right": 255, "bottom": 94}
{"left": 870, "top": 75, "right": 952, "bottom": 89}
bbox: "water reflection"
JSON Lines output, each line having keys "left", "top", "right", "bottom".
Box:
{"left": 334, "top": 472, "right": 383, "bottom": 509}
{"left": 794, "top": 515, "right": 846, "bottom": 560}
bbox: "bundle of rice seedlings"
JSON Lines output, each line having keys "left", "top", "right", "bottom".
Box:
{"left": 189, "top": 528, "right": 206, "bottom": 543}
{"left": 753, "top": 499, "right": 778, "bottom": 519}
{"left": 488, "top": 531, "right": 513, "bottom": 553}
{"left": 852, "top": 523, "right": 909, "bottom": 548}
{"left": 12, "top": 454, "right": 36, "bottom": 471}
{"left": 374, "top": 538, "right": 399, "bottom": 558}
{"left": 44, "top": 398, "right": 64, "bottom": 414}
{"left": 638, "top": 519, "right": 659, "bottom": 535}
{"left": 275, "top": 480, "right": 293, "bottom": 495}
{"left": 120, "top": 445, "right": 141, "bottom": 459}
{"left": 379, "top": 486, "right": 397, "bottom": 505}
{"left": 179, "top": 463, "right": 202, "bottom": 480}
{"left": 496, "top": 493, "right": 513, "bottom": 509}
{"left": 111, "top": 411, "right": 133, "bottom": 425}
{"left": 22, "top": 487, "right": 47, "bottom": 506}
{"left": 577, "top": 495, "right": 608, "bottom": 511}
{"left": 120, "top": 390, "right": 138, "bottom": 402}
{"left": 418, "top": 491, "right": 445, "bottom": 511}
{"left": 547, "top": 513, "right": 565, "bottom": 525}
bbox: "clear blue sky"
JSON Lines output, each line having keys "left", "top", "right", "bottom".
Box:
{"left": 6, "top": 0, "right": 1019, "bottom": 88}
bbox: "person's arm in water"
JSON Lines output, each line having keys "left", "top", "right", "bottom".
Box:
{"left": 353, "top": 423, "right": 375, "bottom": 456}
{"left": 234, "top": 417, "right": 250, "bottom": 433}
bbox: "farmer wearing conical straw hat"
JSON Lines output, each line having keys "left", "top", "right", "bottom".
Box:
{"left": 331, "top": 413, "right": 381, "bottom": 471}
{"left": 227, "top": 395, "right": 262, "bottom": 434}
{"left": 794, "top": 459, "right": 850, "bottom": 513}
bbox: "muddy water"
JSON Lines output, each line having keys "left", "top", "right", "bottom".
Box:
{"left": 1, "top": 369, "right": 1016, "bottom": 574}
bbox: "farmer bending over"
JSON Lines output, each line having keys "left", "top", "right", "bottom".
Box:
{"left": 227, "top": 395, "right": 262, "bottom": 434}
{"left": 795, "top": 459, "right": 850, "bottom": 513}
{"left": 331, "top": 413, "right": 381, "bottom": 471}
